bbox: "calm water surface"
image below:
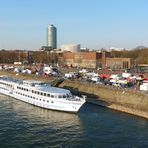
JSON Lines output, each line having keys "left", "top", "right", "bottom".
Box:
{"left": 0, "top": 94, "right": 148, "bottom": 148}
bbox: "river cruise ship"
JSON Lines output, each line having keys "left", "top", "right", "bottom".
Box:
{"left": 0, "top": 76, "right": 86, "bottom": 112}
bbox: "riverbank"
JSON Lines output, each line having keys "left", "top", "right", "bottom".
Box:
{"left": 0, "top": 70, "right": 148, "bottom": 119}
{"left": 0, "top": 70, "right": 56, "bottom": 82}
{"left": 59, "top": 80, "right": 148, "bottom": 119}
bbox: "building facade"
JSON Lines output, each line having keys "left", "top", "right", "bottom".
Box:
{"left": 47, "top": 24, "right": 57, "bottom": 49}
{"left": 0, "top": 49, "right": 131, "bottom": 70}
{"left": 60, "top": 51, "right": 109, "bottom": 68}
{"left": 106, "top": 58, "right": 131, "bottom": 70}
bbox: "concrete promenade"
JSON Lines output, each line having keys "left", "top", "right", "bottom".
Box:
{"left": 59, "top": 80, "right": 148, "bottom": 119}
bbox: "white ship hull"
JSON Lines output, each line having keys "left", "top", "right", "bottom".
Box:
{"left": 0, "top": 77, "right": 86, "bottom": 113}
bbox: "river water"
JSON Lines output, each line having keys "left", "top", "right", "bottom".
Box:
{"left": 0, "top": 95, "right": 148, "bottom": 148}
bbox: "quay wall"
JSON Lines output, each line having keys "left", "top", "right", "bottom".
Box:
{"left": 0, "top": 70, "right": 148, "bottom": 119}
{"left": 59, "top": 80, "right": 148, "bottom": 119}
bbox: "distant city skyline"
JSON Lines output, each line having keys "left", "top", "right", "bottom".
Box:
{"left": 0, "top": 0, "right": 148, "bottom": 50}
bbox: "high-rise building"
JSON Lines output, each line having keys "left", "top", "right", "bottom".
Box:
{"left": 47, "top": 24, "right": 57, "bottom": 49}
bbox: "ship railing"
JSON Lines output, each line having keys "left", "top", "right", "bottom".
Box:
{"left": 81, "top": 95, "right": 86, "bottom": 101}
{"left": 74, "top": 95, "right": 86, "bottom": 102}
{"left": 64, "top": 95, "right": 86, "bottom": 102}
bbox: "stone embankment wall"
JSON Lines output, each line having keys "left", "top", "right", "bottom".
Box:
{"left": 59, "top": 80, "right": 148, "bottom": 119}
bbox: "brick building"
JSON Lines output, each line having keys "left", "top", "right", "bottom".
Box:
{"left": 106, "top": 58, "right": 131, "bottom": 70}
{"left": 0, "top": 50, "right": 131, "bottom": 70}
{"left": 59, "top": 51, "right": 111, "bottom": 68}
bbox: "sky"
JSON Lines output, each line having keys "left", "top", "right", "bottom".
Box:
{"left": 0, "top": 0, "right": 148, "bottom": 50}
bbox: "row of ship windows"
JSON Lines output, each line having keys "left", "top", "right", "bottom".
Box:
{"left": 15, "top": 91, "right": 51, "bottom": 103}
{"left": 0, "top": 87, "right": 9, "bottom": 91}
{"left": 0, "top": 88, "right": 72, "bottom": 104}
{"left": 17, "top": 86, "right": 71, "bottom": 99}
{"left": 17, "top": 86, "right": 29, "bottom": 92}
{"left": 0, "top": 83, "right": 72, "bottom": 99}
{"left": 0, "top": 82, "right": 13, "bottom": 88}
